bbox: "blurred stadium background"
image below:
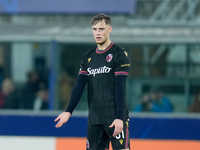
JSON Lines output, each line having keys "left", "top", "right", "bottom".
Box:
{"left": 0, "top": 0, "right": 200, "bottom": 149}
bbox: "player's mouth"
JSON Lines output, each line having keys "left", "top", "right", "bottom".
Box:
{"left": 96, "top": 37, "right": 101, "bottom": 40}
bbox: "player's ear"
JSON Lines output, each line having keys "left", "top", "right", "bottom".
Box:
{"left": 109, "top": 26, "right": 112, "bottom": 33}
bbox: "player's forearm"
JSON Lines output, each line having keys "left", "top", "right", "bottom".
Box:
{"left": 115, "top": 75, "right": 127, "bottom": 120}
{"left": 65, "top": 75, "right": 88, "bottom": 113}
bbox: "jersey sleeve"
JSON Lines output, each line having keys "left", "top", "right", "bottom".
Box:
{"left": 114, "top": 49, "right": 131, "bottom": 76}
{"left": 79, "top": 54, "right": 88, "bottom": 76}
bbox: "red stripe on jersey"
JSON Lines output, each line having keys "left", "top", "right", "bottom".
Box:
{"left": 96, "top": 43, "right": 114, "bottom": 54}
{"left": 115, "top": 71, "right": 129, "bottom": 76}
{"left": 79, "top": 71, "right": 88, "bottom": 75}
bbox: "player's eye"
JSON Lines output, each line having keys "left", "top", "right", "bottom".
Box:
{"left": 93, "top": 28, "right": 97, "bottom": 31}
{"left": 100, "top": 28, "right": 104, "bottom": 31}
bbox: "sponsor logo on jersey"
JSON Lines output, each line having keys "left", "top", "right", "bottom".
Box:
{"left": 106, "top": 54, "right": 113, "bottom": 62}
{"left": 87, "top": 66, "right": 112, "bottom": 77}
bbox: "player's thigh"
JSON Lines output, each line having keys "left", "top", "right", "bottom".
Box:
{"left": 87, "top": 124, "right": 109, "bottom": 150}
{"left": 103, "top": 120, "right": 130, "bottom": 150}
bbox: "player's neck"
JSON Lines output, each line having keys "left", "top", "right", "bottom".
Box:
{"left": 97, "top": 39, "right": 112, "bottom": 51}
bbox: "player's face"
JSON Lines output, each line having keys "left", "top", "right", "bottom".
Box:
{"left": 92, "top": 20, "right": 112, "bottom": 45}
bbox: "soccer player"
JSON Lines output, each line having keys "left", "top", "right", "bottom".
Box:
{"left": 54, "top": 13, "right": 131, "bottom": 150}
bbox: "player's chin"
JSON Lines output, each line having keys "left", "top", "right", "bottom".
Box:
{"left": 95, "top": 41, "right": 102, "bottom": 44}
{"left": 95, "top": 40, "right": 105, "bottom": 45}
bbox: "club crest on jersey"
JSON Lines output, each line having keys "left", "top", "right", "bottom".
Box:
{"left": 106, "top": 54, "right": 113, "bottom": 62}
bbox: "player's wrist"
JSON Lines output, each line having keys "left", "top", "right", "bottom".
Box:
{"left": 115, "top": 116, "right": 124, "bottom": 121}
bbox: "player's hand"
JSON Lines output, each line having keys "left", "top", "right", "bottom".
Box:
{"left": 109, "top": 119, "right": 123, "bottom": 137}
{"left": 54, "top": 112, "right": 71, "bottom": 128}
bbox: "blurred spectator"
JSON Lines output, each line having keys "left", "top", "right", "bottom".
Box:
{"left": 21, "top": 70, "right": 44, "bottom": 109}
{"left": 134, "top": 89, "right": 173, "bottom": 113}
{"left": 59, "top": 70, "right": 74, "bottom": 110}
{"left": 0, "top": 66, "right": 4, "bottom": 86}
{"left": 0, "top": 92, "right": 5, "bottom": 108}
{"left": 0, "top": 80, "right": 5, "bottom": 108}
{"left": 133, "top": 94, "right": 151, "bottom": 112}
{"left": 0, "top": 66, "right": 5, "bottom": 108}
{"left": 33, "top": 88, "right": 48, "bottom": 111}
{"left": 1, "top": 78, "right": 20, "bottom": 109}
{"left": 188, "top": 93, "right": 200, "bottom": 113}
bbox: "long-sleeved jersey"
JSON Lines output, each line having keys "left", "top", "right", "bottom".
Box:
{"left": 79, "top": 43, "right": 130, "bottom": 125}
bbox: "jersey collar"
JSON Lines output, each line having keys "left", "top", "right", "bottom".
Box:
{"left": 96, "top": 42, "right": 114, "bottom": 54}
